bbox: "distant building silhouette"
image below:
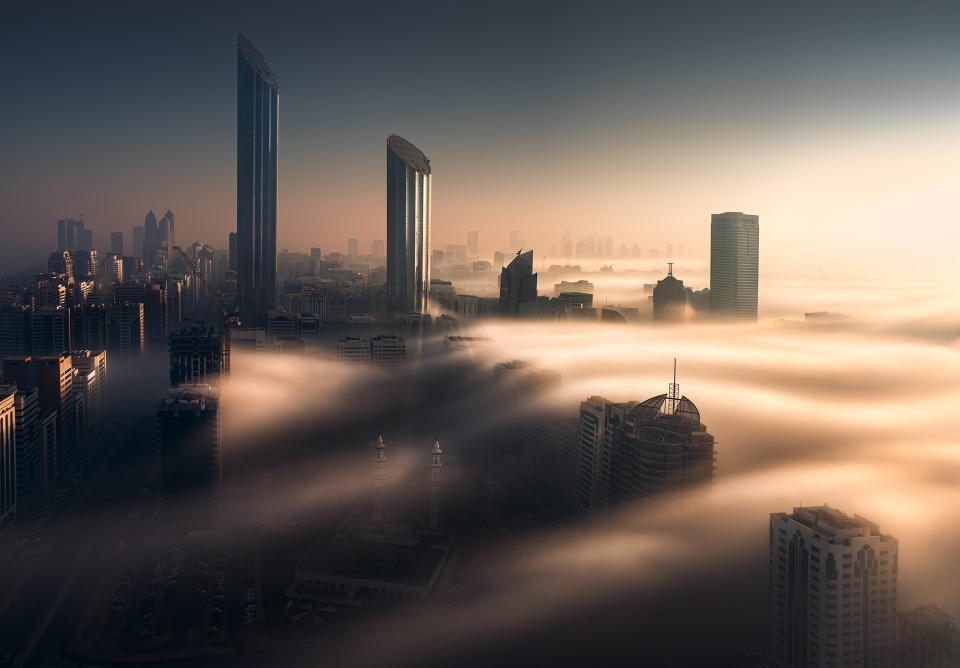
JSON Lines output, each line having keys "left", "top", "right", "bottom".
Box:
{"left": 110, "top": 231, "right": 124, "bottom": 256}
{"left": 710, "top": 211, "right": 759, "bottom": 320}
{"left": 499, "top": 250, "right": 538, "bottom": 315}
{"left": 237, "top": 34, "right": 279, "bottom": 328}
{"left": 769, "top": 506, "right": 898, "bottom": 668}
{"left": 386, "top": 134, "right": 432, "bottom": 313}
{"left": 653, "top": 263, "right": 686, "bottom": 322}
{"left": 898, "top": 605, "right": 960, "bottom": 667}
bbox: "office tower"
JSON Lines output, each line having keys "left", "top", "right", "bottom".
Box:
{"left": 48, "top": 250, "right": 73, "bottom": 279}
{"left": 12, "top": 387, "right": 41, "bottom": 505}
{"left": 429, "top": 440, "right": 442, "bottom": 528}
{"left": 30, "top": 308, "right": 70, "bottom": 356}
{"left": 347, "top": 238, "right": 359, "bottom": 257}
{"left": 169, "top": 327, "right": 228, "bottom": 386}
{"left": 110, "top": 231, "right": 124, "bottom": 256}
{"left": 653, "top": 263, "right": 686, "bottom": 322}
{"left": 710, "top": 211, "right": 759, "bottom": 320}
{"left": 142, "top": 210, "right": 168, "bottom": 269}
{"left": 898, "top": 605, "right": 960, "bottom": 667}
{"left": 132, "top": 225, "right": 144, "bottom": 261}
{"left": 467, "top": 230, "right": 479, "bottom": 257}
{"left": 80, "top": 228, "right": 93, "bottom": 250}
{"left": 71, "top": 350, "right": 106, "bottom": 429}
{"left": 371, "top": 239, "right": 385, "bottom": 257}
{"left": 106, "top": 303, "right": 144, "bottom": 355}
{"left": 769, "top": 506, "right": 898, "bottom": 668}
{"left": 372, "top": 434, "right": 386, "bottom": 521}
{"left": 143, "top": 281, "right": 167, "bottom": 346}
{"left": 57, "top": 218, "right": 85, "bottom": 252}
{"left": 386, "top": 134, "right": 431, "bottom": 313}
{"left": 35, "top": 355, "right": 75, "bottom": 472}
{"left": 0, "top": 385, "right": 16, "bottom": 528}
{"left": 157, "top": 385, "right": 221, "bottom": 535}
{"left": 499, "top": 250, "right": 538, "bottom": 315}
{"left": 237, "top": 34, "right": 279, "bottom": 328}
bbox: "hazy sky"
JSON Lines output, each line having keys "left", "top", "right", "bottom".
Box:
{"left": 3, "top": 0, "right": 960, "bottom": 275}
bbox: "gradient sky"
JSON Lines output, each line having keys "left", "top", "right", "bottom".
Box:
{"left": 3, "top": 0, "right": 960, "bottom": 276}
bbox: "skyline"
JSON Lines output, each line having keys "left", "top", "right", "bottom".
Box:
{"left": 4, "top": 1, "right": 960, "bottom": 277}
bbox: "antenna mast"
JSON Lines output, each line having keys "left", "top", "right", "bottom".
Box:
{"left": 667, "top": 358, "right": 679, "bottom": 414}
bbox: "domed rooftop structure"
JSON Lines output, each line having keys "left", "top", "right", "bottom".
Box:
{"left": 629, "top": 393, "right": 701, "bottom": 426}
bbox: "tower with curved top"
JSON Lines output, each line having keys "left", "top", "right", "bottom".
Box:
{"left": 386, "top": 135, "right": 431, "bottom": 313}
{"left": 237, "top": 34, "right": 278, "bottom": 328}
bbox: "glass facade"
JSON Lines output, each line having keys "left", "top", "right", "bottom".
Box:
{"left": 237, "top": 34, "right": 278, "bottom": 328}
{"left": 386, "top": 135, "right": 431, "bottom": 313}
{"left": 710, "top": 211, "right": 759, "bottom": 320}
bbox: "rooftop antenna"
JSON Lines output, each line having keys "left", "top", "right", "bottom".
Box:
{"left": 667, "top": 358, "right": 679, "bottom": 415}
{"left": 667, "top": 262, "right": 674, "bottom": 277}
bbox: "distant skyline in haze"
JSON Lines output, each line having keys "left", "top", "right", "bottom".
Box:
{"left": 3, "top": 0, "right": 960, "bottom": 276}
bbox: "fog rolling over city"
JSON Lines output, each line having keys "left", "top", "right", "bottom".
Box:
{"left": 162, "top": 278, "right": 954, "bottom": 667}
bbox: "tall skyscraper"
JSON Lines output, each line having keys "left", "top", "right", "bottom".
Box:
{"left": 467, "top": 230, "right": 479, "bottom": 257}
{"left": 769, "top": 506, "right": 898, "bottom": 668}
{"left": 386, "top": 134, "right": 431, "bottom": 313}
{"left": 237, "top": 34, "right": 279, "bottom": 328}
{"left": 157, "top": 385, "right": 221, "bottom": 535}
{"left": 12, "top": 387, "right": 42, "bottom": 505}
{"left": 0, "top": 384, "right": 16, "bottom": 529}
{"left": 710, "top": 211, "right": 759, "bottom": 320}
{"left": 898, "top": 605, "right": 960, "bottom": 667}
{"left": 499, "top": 250, "right": 538, "bottom": 315}
{"left": 347, "top": 238, "right": 359, "bottom": 257}
{"left": 110, "top": 231, "right": 124, "bottom": 256}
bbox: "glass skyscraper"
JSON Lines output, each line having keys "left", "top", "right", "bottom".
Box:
{"left": 386, "top": 135, "right": 431, "bottom": 313}
{"left": 237, "top": 34, "right": 278, "bottom": 328}
{"left": 709, "top": 211, "right": 759, "bottom": 320}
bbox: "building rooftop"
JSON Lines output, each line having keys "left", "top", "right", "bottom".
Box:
{"left": 238, "top": 34, "right": 279, "bottom": 91}
{"left": 159, "top": 385, "right": 219, "bottom": 412}
{"left": 387, "top": 135, "right": 431, "bottom": 174}
{"left": 630, "top": 393, "right": 701, "bottom": 426}
{"left": 779, "top": 506, "right": 894, "bottom": 545}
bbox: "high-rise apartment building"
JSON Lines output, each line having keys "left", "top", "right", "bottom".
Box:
{"left": 132, "top": 225, "right": 144, "bottom": 261}
{"left": 169, "top": 327, "right": 228, "bottom": 386}
{"left": 0, "top": 384, "right": 16, "bottom": 529}
{"left": 157, "top": 385, "right": 221, "bottom": 536}
{"left": 769, "top": 506, "right": 898, "bottom": 668}
{"left": 237, "top": 34, "right": 279, "bottom": 328}
{"left": 35, "top": 355, "right": 75, "bottom": 473}
{"left": 347, "top": 238, "right": 359, "bottom": 257}
{"left": 710, "top": 211, "right": 759, "bottom": 320}
{"left": 12, "top": 387, "right": 42, "bottom": 505}
{"left": 106, "top": 303, "right": 144, "bottom": 355}
{"left": 71, "top": 349, "right": 106, "bottom": 430}
{"left": 386, "top": 134, "right": 431, "bottom": 313}
{"left": 467, "top": 230, "right": 479, "bottom": 257}
{"left": 30, "top": 308, "right": 70, "bottom": 356}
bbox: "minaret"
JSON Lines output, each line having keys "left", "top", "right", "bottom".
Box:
{"left": 373, "top": 434, "right": 386, "bottom": 522}
{"left": 429, "top": 440, "right": 442, "bottom": 528}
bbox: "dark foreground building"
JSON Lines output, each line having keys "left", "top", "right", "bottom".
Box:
{"left": 157, "top": 385, "right": 221, "bottom": 536}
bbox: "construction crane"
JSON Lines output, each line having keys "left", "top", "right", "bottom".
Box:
{"left": 172, "top": 245, "right": 238, "bottom": 374}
